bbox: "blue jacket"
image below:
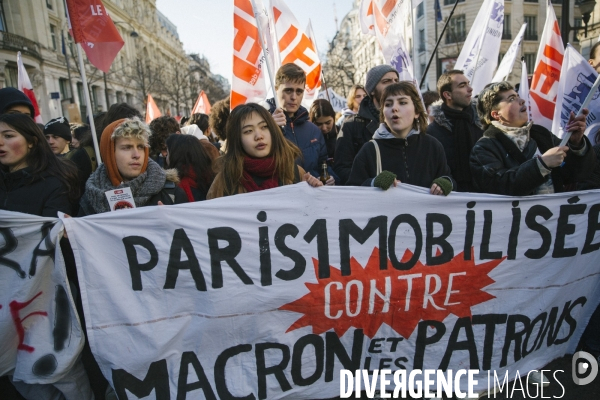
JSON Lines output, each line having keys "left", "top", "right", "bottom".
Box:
{"left": 267, "top": 99, "right": 338, "bottom": 182}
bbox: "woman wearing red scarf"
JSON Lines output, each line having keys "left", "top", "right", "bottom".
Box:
{"left": 207, "top": 103, "right": 322, "bottom": 199}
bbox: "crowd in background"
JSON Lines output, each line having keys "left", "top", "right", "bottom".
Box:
{"left": 2, "top": 42, "right": 600, "bottom": 399}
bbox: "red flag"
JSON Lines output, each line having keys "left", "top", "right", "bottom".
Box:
{"left": 17, "top": 52, "right": 43, "bottom": 123}
{"left": 530, "top": 1, "right": 564, "bottom": 130}
{"left": 65, "top": 0, "right": 124, "bottom": 73}
{"left": 192, "top": 91, "right": 212, "bottom": 114}
{"left": 146, "top": 94, "right": 161, "bottom": 124}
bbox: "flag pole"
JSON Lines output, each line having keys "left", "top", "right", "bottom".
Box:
{"left": 250, "top": 0, "right": 281, "bottom": 108}
{"left": 420, "top": 0, "right": 461, "bottom": 88}
{"left": 75, "top": 43, "right": 102, "bottom": 164}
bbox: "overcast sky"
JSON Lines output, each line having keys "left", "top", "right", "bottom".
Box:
{"left": 155, "top": 0, "right": 355, "bottom": 82}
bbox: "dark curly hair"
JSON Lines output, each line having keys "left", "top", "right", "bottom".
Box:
{"left": 208, "top": 97, "right": 230, "bottom": 141}
{"left": 166, "top": 134, "right": 215, "bottom": 196}
{"left": 148, "top": 116, "right": 180, "bottom": 157}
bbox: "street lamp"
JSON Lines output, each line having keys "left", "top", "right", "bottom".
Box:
{"left": 561, "top": 0, "right": 597, "bottom": 46}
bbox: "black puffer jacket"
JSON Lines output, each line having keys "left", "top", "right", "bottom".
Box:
{"left": 0, "top": 168, "right": 73, "bottom": 217}
{"left": 426, "top": 100, "right": 483, "bottom": 192}
{"left": 470, "top": 124, "right": 596, "bottom": 196}
{"left": 333, "top": 96, "right": 380, "bottom": 184}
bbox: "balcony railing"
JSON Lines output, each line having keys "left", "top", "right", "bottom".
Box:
{"left": 0, "top": 31, "right": 41, "bottom": 59}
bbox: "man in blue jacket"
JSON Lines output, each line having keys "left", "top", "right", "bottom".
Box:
{"left": 269, "top": 63, "right": 337, "bottom": 185}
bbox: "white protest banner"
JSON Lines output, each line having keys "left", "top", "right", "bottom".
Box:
{"left": 317, "top": 88, "right": 346, "bottom": 112}
{"left": 455, "top": 0, "right": 504, "bottom": 94}
{"left": 530, "top": 0, "right": 564, "bottom": 130}
{"left": 63, "top": 185, "right": 600, "bottom": 399}
{"left": 552, "top": 44, "right": 600, "bottom": 146}
{"left": 492, "top": 23, "right": 527, "bottom": 83}
{"left": 1, "top": 211, "right": 84, "bottom": 384}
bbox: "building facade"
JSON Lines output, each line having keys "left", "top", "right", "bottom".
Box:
{"left": 325, "top": 0, "right": 582, "bottom": 96}
{"left": 0, "top": 0, "right": 227, "bottom": 123}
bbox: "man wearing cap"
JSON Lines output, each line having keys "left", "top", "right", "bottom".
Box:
{"left": 0, "top": 87, "right": 35, "bottom": 117}
{"left": 44, "top": 117, "right": 72, "bottom": 155}
{"left": 333, "top": 65, "right": 399, "bottom": 185}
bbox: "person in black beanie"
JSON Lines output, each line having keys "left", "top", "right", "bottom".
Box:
{"left": 426, "top": 70, "right": 483, "bottom": 192}
{"left": 0, "top": 87, "right": 35, "bottom": 117}
{"left": 333, "top": 64, "right": 399, "bottom": 184}
{"left": 44, "top": 116, "right": 72, "bottom": 155}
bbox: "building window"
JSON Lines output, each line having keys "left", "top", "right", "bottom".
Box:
{"left": 126, "top": 93, "right": 134, "bottom": 105}
{"left": 92, "top": 86, "right": 100, "bottom": 112}
{"left": 419, "top": 29, "right": 426, "bottom": 52}
{"left": 503, "top": 14, "right": 511, "bottom": 40}
{"left": 116, "top": 91, "right": 124, "bottom": 103}
{"left": 524, "top": 53, "right": 536, "bottom": 74}
{"left": 574, "top": 18, "right": 582, "bottom": 43}
{"left": 59, "top": 78, "right": 71, "bottom": 101}
{"left": 77, "top": 82, "right": 86, "bottom": 119}
{"left": 50, "top": 24, "right": 57, "bottom": 50}
{"left": 47, "top": 0, "right": 53, "bottom": 10}
{"left": 444, "top": 0, "right": 465, "bottom": 5}
{"left": 446, "top": 14, "right": 466, "bottom": 44}
{"left": 5, "top": 66, "right": 18, "bottom": 88}
{"left": 417, "top": 2, "right": 424, "bottom": 19}
{"left": 498, "top": 52, "right": 505, "bottom": 65}
{"left": 524, "top": 0, "right": 538, "bottom": 2}
{"left": 0, "top": 1, "right": 7, "bottom": 32}
{"left": 524, "top": 16, "right": 537, "bottom": 41}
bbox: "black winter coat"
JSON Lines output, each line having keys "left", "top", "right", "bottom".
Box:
{"left": 333, "top": 97, "right": 380, "bottom": 185}
{"left": 0, "top": 168, "right": 73, "bottom": 217}
{"left": 426, "top": 101, "right": 483, "bottom": 192}
{"left": 347, "top": 134, "right": 456, "bottom": 189}
{"left": 469, "top": 124, "right": 596, "bottom": 196}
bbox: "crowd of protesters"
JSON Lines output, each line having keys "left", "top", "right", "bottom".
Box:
{"left": 2, "top": 45, "right": 600, "bottom": 398}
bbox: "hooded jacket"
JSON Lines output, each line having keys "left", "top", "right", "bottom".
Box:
{"left": 426, "top": 100, "right": 483, "bottom": 192}
{"left": 78, "top": 159, "right": 187, "bottom": 216}
{"left": 347, "top": 124, "right": 455, "bottom": 189}
{"left": 469, "top": 124, "right": 596, "bottom": 196}
{"left": 267, "top": 99, "right": 336, "bottom": 181}
{"left": 0, "top": 167, "right": 73, "bottom": 217}
{"left": 333, "top": 96, "right": 380, "bottom": 184}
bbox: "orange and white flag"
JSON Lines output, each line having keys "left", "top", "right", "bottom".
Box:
{"left": 17, "top": 52, "right": 43, "bottom": 123}
{"left": 271, "top": 0, "right": 321, "bottom": 94}
{"left": 145, "top": 94, "right": 161, "bottom": 124}
{"left": 231, "top": 0, "right": 269, "bottom": 109}
{"left": 530, "top": 0, "right": 564, "bottom": 130}
{"left": 359, "top": 0, "right": 404, "bottom": 39}
{"left": 192, "top": 90, "right": 212, "bottom": 115}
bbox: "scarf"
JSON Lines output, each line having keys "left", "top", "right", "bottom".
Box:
{"left": 83, "top": 159, "right": 166, "bottom": 213}
{"left": 491, "top": 121, "right": 533, "bottom": 151}
{"left": 441, "top": 103, "right": 477, "bottom": 185}
{"left": 241, "top": 156, "right": 278, "bottom": 193}
{"left": 100, "top": 119, "right": 150, "bottom": 186}
{"left": 179, "top": 166, "right": 198, "bottom": 202}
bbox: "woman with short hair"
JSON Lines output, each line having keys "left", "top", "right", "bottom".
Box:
{"left": 470, "top": 81, "right": 594, "bottom": 195}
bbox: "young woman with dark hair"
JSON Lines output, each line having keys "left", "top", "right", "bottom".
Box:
{"left": 309, "top": 99, "right": 337, "bottom": 160}
{"left": 347, "top": 82, "right": 455, "bottom": 195}
{"left": 0, "top": 113, "right": 79, "bottom": 216}
{"left": 166, "top": 134, "right": 215, "bottom": 201}
{"left": 207, "top": 103, "right": 322, "bottom": 199}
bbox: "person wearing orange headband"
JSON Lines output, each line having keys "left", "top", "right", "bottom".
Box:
{"left": 78, "top": 118, "right": 187, "bottom": 215}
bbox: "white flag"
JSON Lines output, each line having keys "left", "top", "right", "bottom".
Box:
{"left": 518, "top": 59, "right": 531, "bottom": 122}
{"left": 317, "top": 88, "right": 347, "bottom": 112}
{"left": 492, "top": 23, "right": 527, "bottom": 83}
{"left": 551, "top": 44, "right": 600, "bottom": 145}
{"left": 302, "top": 20, "right": 321, "bottom": 109}
{"left": 529, "top": 0, "right": 564, "bottom": 130}
{"left": 455, "top": 0, "right": 505, "bottom": 94}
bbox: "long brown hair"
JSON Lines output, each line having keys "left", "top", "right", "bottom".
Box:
{"left": 214, "top": 103, "right": 301, "bottom": 195}
{"left": 0, "top": 113, "right": 79, "bottom": 202}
